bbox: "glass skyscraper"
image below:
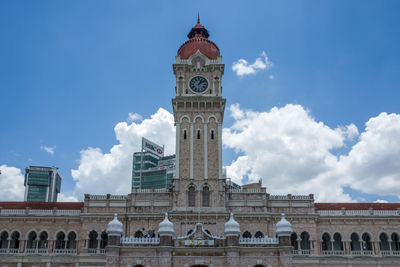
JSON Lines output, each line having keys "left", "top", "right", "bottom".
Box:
{"left": 24, "top": 166, "right": 62, "bottom": 202}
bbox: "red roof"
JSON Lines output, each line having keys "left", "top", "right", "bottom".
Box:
{"left": 177, "top": 19, "right": 220, "bottom": 60}
{"left": 315, "top": 203, "right": 400, "bottom": 210}
{"left": 0, "top": 201, "right": 83, "bottom": 210}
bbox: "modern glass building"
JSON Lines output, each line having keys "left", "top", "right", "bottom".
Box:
{"left": 132, "top": 153, "right": 175, "bottom": 190}
{"left": 24, "top": 166, "right": 62, "bottom": 202}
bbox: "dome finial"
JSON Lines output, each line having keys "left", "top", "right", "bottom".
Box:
{"left": 197, "top": 12, "right": 200, "bottom": 24}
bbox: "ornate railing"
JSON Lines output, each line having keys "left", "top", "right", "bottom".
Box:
{"left": 121, "top": 237, "right": 160, "bottom": 245}
{"left": 239, "top": 237, "right": 278, "bottom": 245}
{"left": 292, "top": 249, "right": 311, "bottom": 255}
{"left": 53, "top": 248, "right": 77, "bottom": 254}
{"left": 0, "top": 209, "right": 80, "bottom": 216}
{"left": 88, "top": 248, "right": 106, "bottom": 254}
{"left": 25, "top": 248, "right": 48, "bottom": 254}
{"left": 318, "top": 210, "right": 399, "bottom": 216}
{"left": 322, "top": 250, "right": 345, "bottom": 255}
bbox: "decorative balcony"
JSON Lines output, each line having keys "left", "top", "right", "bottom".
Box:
{"left": 121, "top": 237, "right": 160, "bottom": 245}
{"left": 238, "top": 237, "right": 278, "bottom": 245}
{"left": 25, "top": 248, "right": 48, "bottom": 254}
{"left": 88, "top": 248, "right": 106, "bottom": 254}
{"left": 53, "top": 249, "right": 77, "bottom": 254}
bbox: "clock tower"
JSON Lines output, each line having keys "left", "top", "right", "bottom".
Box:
{"left": 172, "top": 17, "right": 226, "bottom": 212}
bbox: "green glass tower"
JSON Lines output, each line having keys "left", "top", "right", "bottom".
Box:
{"left": 24, "top": 166, "right": 62, "bottom": 202}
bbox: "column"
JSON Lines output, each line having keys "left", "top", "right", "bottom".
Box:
{"left": 175, "top": 123, "right": 180, "bottom": 179}
{"left": 204, "top": 123, "right": 208, "bottom": 179}
{"left": 190, "top": 123, "right": 194, "bottom": 179}
{"left": 218, "top": 123, "right": 222, "bottom": 179}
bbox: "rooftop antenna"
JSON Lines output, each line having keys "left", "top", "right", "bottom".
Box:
{"left": 197, "top": 12, "right": 200, "bottom": 24}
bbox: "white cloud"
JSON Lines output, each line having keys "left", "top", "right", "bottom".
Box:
{"left": 223, "top": 104, "right": 400, "bottom": 202}
{"left": 40, "top": 145, "right": 56, "bottom": 155}
{"left": 58, "top": 193, "right": 78, "bottom": 202}
{"left": 128, "top": 112, "right": 142, "bottom": 122}
{"left": 269, "top": 74, "right": 275, "bottom": 80}
{"left": 232, "top": 51, "right": 273, "bottom": 77}
{"left": 0, "top": 165, "right": 25, "bottom": 201}
{"left": 374, "top": 199, "right": 389, "bottom": 203}
{"left": 71, "top": 108, "right": 175, "bottom": 198}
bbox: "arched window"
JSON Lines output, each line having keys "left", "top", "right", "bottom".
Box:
{"left": 255, "top": 231, "right": 264, "bottom": 238}
{"left": 100, "top": 231, "right": 108, "bottom": 249}
{"left": 300, "top": 231, "right": 311, "bottom": 250}
{"left": 188, "top": 186, "right": 196, "bottom": 207}
{"left": 333, "top": 233, "right": 343, "bottom": 251}
{"left": 27, "top": 231, "right": 37, "bottom": 249}
{"left": 38, "top": 232, "right": 48, "bottom": 249}
{"left": 88, "top": 230, "right": 98, "bottom": 249}
{"left": 56, "top": 232, "right": 66, "bottom": 249}
{"left": 243, "top": 231, "right": 252, "bottom": 238}
{"left": 321, "top": 233, "right": 331, "bottom": 251}
{"left": 183, "top": 130, "right": 187, "bottom": 140}
{"left": 210, "top": 130, "right": 215, "bottom": 140}
{"left": 197, "top": 129, "right": 201, "bottom": 139}
{"left": 202, "top": 186, "right": 210, "bottom": 207}
{"left": 362, "top": 233, "right": 373, "bottom": 251}
{"left": 67, "top": 232, "right": 77, "bottom": 249}
{"left": 350, "top": 233, "right": 361, "bottom": 251}
{"left": 0, "top": 231, "right": 8, "bottom": 249}
{"left": 10, "top": 231, "right": 20, "bottom": 249}
{"left": 391, "top": 233, "right": 400, "bottom": 251}
{"left": 379, "top": 233, "right": 390, "bottom": 251}
{"left": 291, "top": 233, "right": 298, "bottom": 250}
{"left": 134, "top": 230, "right": 143, "bottom": 238}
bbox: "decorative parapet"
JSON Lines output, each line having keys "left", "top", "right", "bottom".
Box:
{"left": 85, "top": 194, "right": 128, "bottom": 200}
{"left": 269, "top": 194, "right": 313, "bottom": 200}
{"left": 318, "top": 210, "right": 399, "bottom": 216}
{"left": 228, "top": 188, "right": 266, "bottom": 193}
{"left": 0, "top": 209, "right": 80, "bottom": 216}
{"left": 121, "top": 237, "right": 160, "bottom": 245}
{"left": 239, "top": 237, "right": 279, "bottom": 245}
{"left": 131, "top": 188, "right": 169, "bottom": 193}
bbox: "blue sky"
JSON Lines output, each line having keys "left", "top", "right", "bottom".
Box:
{"left": 1, "top": 0, "right": 400, "bottom": 202}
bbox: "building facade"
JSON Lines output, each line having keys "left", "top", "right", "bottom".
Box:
{"left": 1, "top": 19, "right": 400, "bottom": 267}
{"left": 24, "top": 166, "right": 62, "bottom": 202}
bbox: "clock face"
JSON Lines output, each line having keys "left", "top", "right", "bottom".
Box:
{"left": 189, "top": 76, "right": 208, "bottom": 93}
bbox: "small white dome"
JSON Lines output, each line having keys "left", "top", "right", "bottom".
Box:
{"left": 276, "top": 213, "right": 292, "bottom": 237}
{"left": 158, "top": 213, "right": 174, "bottom": 237}
{"left": 106, "top": 213, "right": 123, "bottom": 236}
{"left": 224, "top": 213, "right": 240, "bottom": 237}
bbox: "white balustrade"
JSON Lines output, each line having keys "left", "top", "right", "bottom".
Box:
{"left": 318, "top": 210, "right": 399, "bottom": 217}
{"left": 25, "top": 248, "right": 48, "bottom": 254}
{"left": 322, "top": 250, "right": 345, "bottom": 255}
{"left": 121, "top": 237, "right": 160, "bottom": 245}
{"left": 53, "top": 248, "right": 77, "bottom": 254}
{"left": 269, "top": 195, "right": 289, "bottom": 200}
{"left": 239, "top": 237, "right": 278, "bottom": 245}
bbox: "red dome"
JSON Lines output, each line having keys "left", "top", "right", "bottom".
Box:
{"left": 177, "top": 19, "right": 220, "bottom": 60}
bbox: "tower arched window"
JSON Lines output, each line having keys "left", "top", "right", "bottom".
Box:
{"left": 27, "top": 231, "right": 37, "bottom": 249}
{"left": 211, "top": 130, "right": 215, "bottom": 140}
{"left": 350, "top": 233, "right": 361, "bottom": 251}
{"left": 392, "top": 233, "right": 400, "bottom": 251}
{"left": 56, "top": 232, "right": 66, "bottom": 249}
{"left": 183, "top": 130, "right": 187, "bottom": 140}
{"left": 188, "top": 186, "right": 196, "bottom": 207}
{"left": 202, "top": 186, "right": 210, "bottom": 207}
{"left": 0, "top": 231, "right": 8, "bottom": 249}
{"left": 134, "top": 230, "right": 143, "bottom": 238}
{"left": 100, "top": 231, "right": 108, "bottom": 249}
{"left": 38, "top": 231, "right": 48, "bottom": 249}
{"left": 291, "top": 233, "right": 298, "bottom": 250}
{"left": 380, "top": 233, "right": 390, "bottom": 251}
{"left": 333, "top": 233, "right": 343, "bottom": 251}
{"left": 362, "top": 233, "right": 373, "bottom": 251}
{"left": 242, "top": 231, "right": 252, "bottom": 238}
{"left": 321, "top": 233, "right": 331, "bottom": 251}
{"left": 300, "top": 231, "right": 311, "bottom": 250}
{"left": 197, "top": 129, "right": 201, "bottom": 139}
{"left": 88, "top": 230, "right": 98, "bottom": 249}
{"left": 67, "top": 232, "right": 77, "bottom": 249}
{"left": 255, "top": 231, "right": 264, "bottom": 238}
{"left": 10, "top": 231, "right": 19, "bottom": 249}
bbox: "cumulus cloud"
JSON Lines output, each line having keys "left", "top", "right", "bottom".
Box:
{"left": 58, "top": 193, "right": 78, "bottom": 202}
{"left": 223, "top": 104, "right": 400, "bottom": 202}
{"left": 128, "top": 112, "right": 142, "bottom": 122}
{"left": 374, "top": 199, "right": 389, "bottom": 203}
{"left": 0, "top": 165, "right": 25, "bottom": 201}
{"left": 232, "top": 51, "right": 273, "bottom": 77}
{"left": 71, "top": 108, "right": 175, "bottom": 198}
{"left": 40, "top": 145, "right": 56, "bottom": 155}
